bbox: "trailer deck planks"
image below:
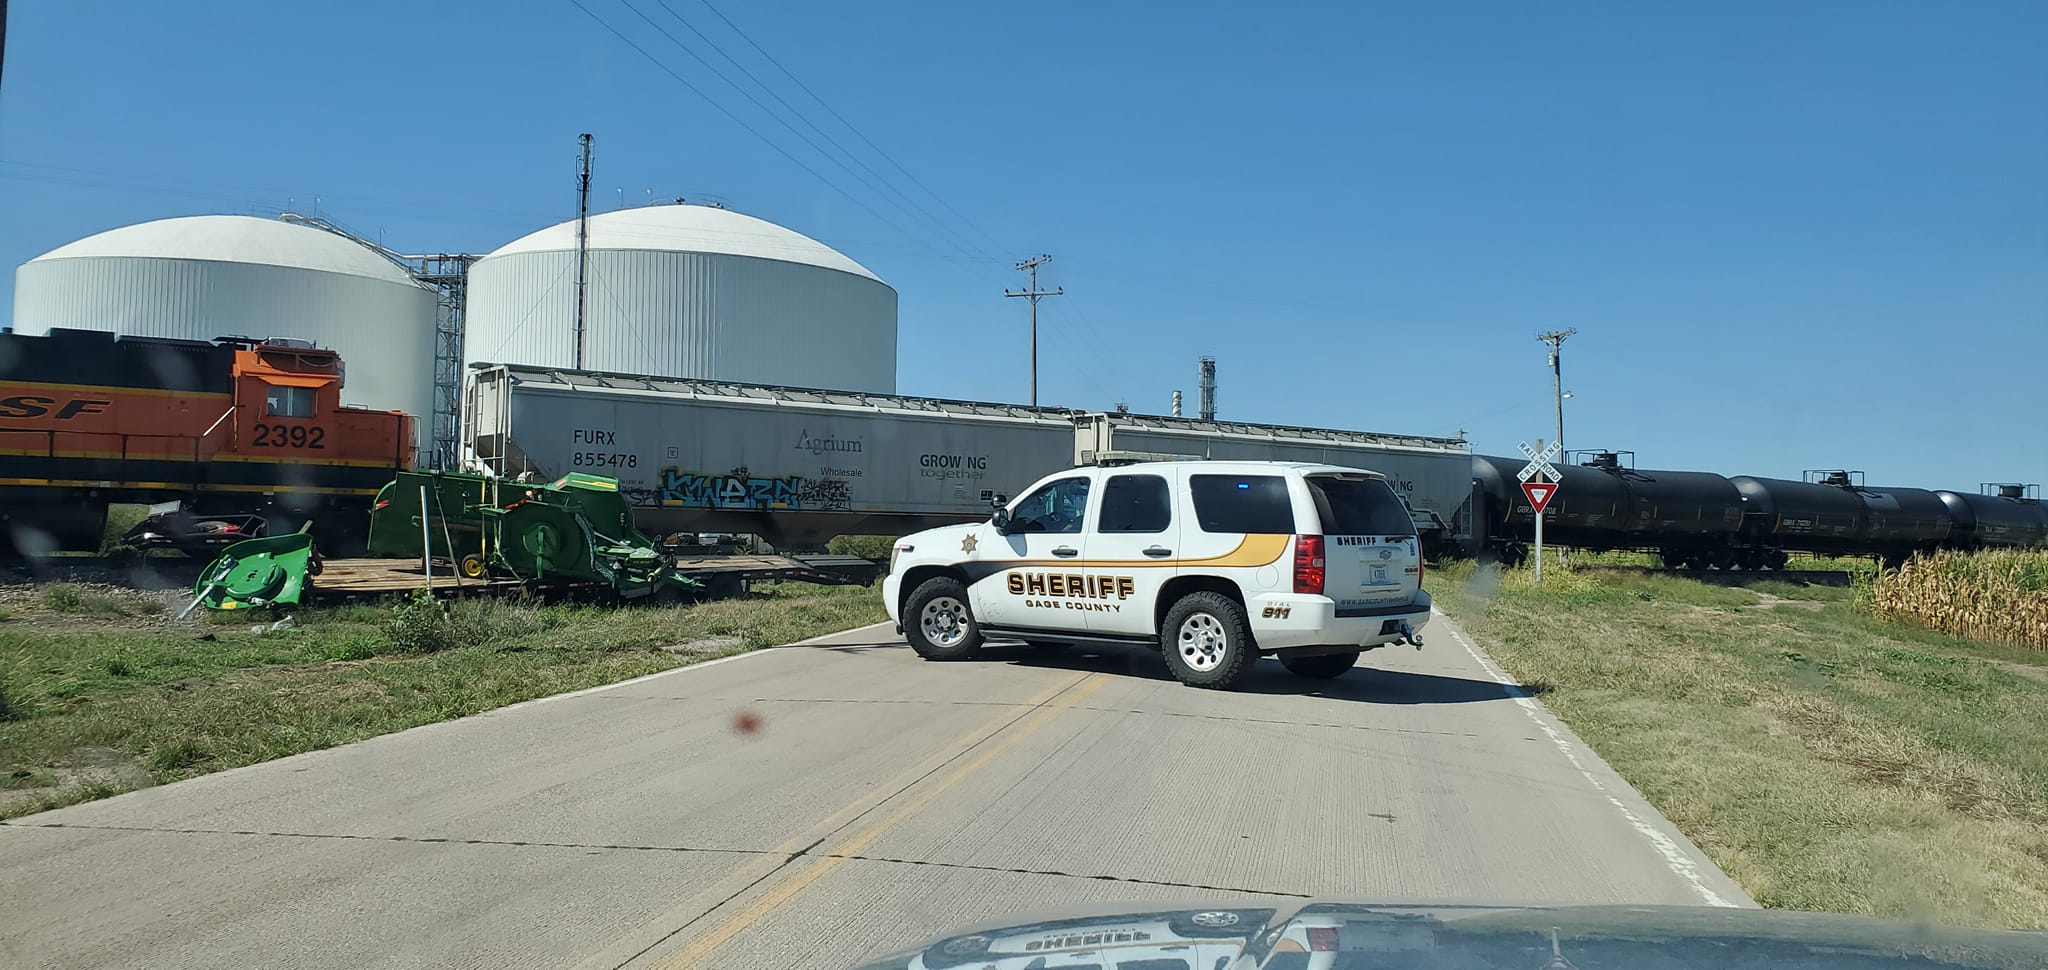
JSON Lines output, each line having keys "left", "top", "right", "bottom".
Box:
{"left": 305, "top": 554, "right": 877, "bottom": 601}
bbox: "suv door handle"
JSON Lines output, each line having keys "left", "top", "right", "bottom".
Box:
{"left": 1143, "top": 546, "right": 1173, "bottom": 557}
{"left": 1051, "top": 546, "right": 1079, "bottom": 558}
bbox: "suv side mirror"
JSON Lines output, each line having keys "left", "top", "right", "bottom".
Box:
{"left": 991, "top": 508, "right": 1012, "bottom": 534}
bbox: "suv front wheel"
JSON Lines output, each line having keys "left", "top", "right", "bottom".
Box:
{"left": 1160, "top": 592, "right": 1254, "bottom": 689}
{"left": 905, "top": 576, "right": 983, "bottom": 660}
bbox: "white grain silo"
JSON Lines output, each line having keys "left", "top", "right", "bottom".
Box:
{"left": 11, "top": 215, "right": 438, "bottom": 450}
{"left": 465, "top": 204, "right": 897, "bottom": 393}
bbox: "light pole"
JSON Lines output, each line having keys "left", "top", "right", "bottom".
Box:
{"left": 1537, "top": 329, "right": 1576, "bottom": 452}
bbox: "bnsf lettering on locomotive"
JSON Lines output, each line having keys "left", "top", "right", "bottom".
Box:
{"left": 0, "top": 396, "right": 110, "bottom": 420}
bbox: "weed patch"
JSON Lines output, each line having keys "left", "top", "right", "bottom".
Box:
{"left": 1428, "top": 559, "right": 2048, "bottom": 928}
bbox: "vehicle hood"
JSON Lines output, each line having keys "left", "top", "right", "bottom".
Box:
{"left": 900, "top": 521, "right": 983, "bottom": 553}
{"left": 847, "top": 897, "right": 2048, "bottom": 970}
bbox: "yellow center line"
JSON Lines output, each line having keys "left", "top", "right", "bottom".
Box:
{"left": 569, "top": 671, "right": 1099, "bottom": 970}
{"left": 653, "top": 674, "right": 1112, "bottom": 969}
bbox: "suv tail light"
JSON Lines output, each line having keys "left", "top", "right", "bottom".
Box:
{"left": 1293, "top": 535, "right": 1325, "bottom": 594}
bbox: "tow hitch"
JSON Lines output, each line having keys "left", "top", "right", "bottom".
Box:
{"left": 1392, "top": 621, "right": 1425, "bottom": 649}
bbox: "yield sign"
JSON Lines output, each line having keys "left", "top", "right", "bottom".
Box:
{"left": 1522, "top": 481, "right": 1560, "bottom": 514}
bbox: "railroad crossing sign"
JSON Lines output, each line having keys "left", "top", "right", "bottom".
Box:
{"left": 1517, "top": 440, "right": 1561, "bottom": 483}
{"left": 1517, "top": 439, "right": 1564, "bottom": 584}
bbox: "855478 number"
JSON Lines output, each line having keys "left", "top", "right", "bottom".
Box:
{"left": 251, "top": 424, "right": 325, "bottom": 449}
{"left": 570, "top": 452, "right": 637, "bottom": 468}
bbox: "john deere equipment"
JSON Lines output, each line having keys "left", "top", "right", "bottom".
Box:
{"left": 188, "top": 470, "right": 701, "bottom": 611}
{"left": 366, "top": 470, "right": 699, "bottom": 600}
{"left": 182, "top": 529, "right": 317, "bottom": 614}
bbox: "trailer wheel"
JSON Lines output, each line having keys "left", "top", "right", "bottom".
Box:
{"left": 704, "top": 572, "right": 744, "bottom": 600}
{"left": 905, "top": 576, "right": 982, "bottom": 661}
{"left": 459, "top": 554, "right": 487, "bottom": 580}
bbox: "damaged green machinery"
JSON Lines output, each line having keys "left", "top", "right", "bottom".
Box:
{"left": 191, "top": 470, "right": 702, "bottom": 611}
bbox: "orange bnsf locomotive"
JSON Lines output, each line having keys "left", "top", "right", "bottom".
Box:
{"left": 0, "top": 328, "right": 413, "bottom": 557}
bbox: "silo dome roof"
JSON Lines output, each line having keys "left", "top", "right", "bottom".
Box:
{"left": 485, "top": 205, "right": 884, "bottom": 284}
{"left": 26, "top": 214, "right": 423, "bottom": 287}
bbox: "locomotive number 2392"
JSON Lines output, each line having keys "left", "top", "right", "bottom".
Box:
{"left": 251, "top": 423, "right": 325, "bottom": 449}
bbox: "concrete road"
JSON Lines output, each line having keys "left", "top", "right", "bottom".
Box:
{"left": 0, "top": 612, "right": 1750, "bottom": 969}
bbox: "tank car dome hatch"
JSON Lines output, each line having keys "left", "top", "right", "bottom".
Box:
{"left": 464, "top": 204, "right": 898, "bottom": 394}
{"left": 11, "top": 214, "right": 437, "bottom": 456}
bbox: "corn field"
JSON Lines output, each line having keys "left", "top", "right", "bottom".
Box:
{"left": 1868, "top": 550, "right": 2048, "bottom": 650}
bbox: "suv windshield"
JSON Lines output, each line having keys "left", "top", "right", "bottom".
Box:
{"left": 1307, "top": 476, "right": 1414, "bottom": 536}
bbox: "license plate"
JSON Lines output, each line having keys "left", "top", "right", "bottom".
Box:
{"left": 1368, "top": 565, "right": 1391, "bottom": 586}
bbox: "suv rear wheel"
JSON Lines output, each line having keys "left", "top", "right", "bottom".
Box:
{"left": 905, "top": 576, "right": 982, "bottom": 660}
{"left": 1279, "top": 650, "right": 1359, "bottom": 679}
{"left": 1160, "top": 592, "right": 1254, "bottom": 689}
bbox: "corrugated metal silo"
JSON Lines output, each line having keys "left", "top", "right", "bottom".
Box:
{"left": 465, "top": 205, "right": 897, "bottom": 393}
{"left": 11, "top": 215, "right": 438, "bottom": 454}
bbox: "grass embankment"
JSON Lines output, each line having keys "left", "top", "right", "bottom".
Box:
{"left": 1426, "top": 558, "right": 2048, "bottom": 929}
{"left": 0, "top": 582, "right": 884, "bottom": 819}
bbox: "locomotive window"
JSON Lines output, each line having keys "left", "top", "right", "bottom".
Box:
{"left": 264, "top": 385, "right": 314, "bottom": 418}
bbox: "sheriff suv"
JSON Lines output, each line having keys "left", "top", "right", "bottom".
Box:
{"left": 882, "top": 460, "right": 1430, "bottom": 690}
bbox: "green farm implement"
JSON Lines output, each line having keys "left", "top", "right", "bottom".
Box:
{"left": 188, "top": 470, "right": 878, "bottom": 611}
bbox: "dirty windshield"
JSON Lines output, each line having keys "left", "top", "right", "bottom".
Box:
{"left": 2, "top": 2, "right": 2044, "bottom": 969}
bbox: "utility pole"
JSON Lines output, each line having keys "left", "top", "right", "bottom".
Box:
{"left": 1537, "top": 328, "right": 1576, "bottom": 452}
{"left": 573, "top": 133, "right": 594, "bottom": 371}
{"left": 1004, "top": 255, "right": 1062, "bottom": 406}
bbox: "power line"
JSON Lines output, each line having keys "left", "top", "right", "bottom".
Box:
{"left": 693, "top": 0, "right": 1008, "bottom": 255}
{"left": 0, "top": 159, "right": 551, "bottom": 227}
{"left": 616, "top": 0, "right": 976, "bottom": 260}
{"left": 565, "top": 0, "right": 928, "bottom": 248}
{"left": 648, "top": 0, "right": 996, "bottom": 262}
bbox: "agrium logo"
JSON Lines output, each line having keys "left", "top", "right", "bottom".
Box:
{"left": 793, "top": 430, "right": 863, "bottom": 455}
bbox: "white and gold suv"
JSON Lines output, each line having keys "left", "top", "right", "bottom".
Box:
{"left": 882, "top": 460, "right": 1430, "bottom": 689}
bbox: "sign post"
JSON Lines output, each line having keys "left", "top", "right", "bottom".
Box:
{"left": 1518, "top": 439, "right": 1563, "bottom": 582}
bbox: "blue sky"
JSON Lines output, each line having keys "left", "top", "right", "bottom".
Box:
{"left": 2, "top": 1, "right": 2042, "bottom": 490}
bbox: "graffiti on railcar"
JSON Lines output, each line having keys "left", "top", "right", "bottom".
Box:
{"left": 798, "top": 478, "right": 852, "bottom": 511}
{"left": 655, "top": 466, "right": 850, "bottom": 511}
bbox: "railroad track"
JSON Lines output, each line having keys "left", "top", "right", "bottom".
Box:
{"left": 0, "top": 554, "right": 210, "bottom": 589}
{"left": 1593, "top": 565, "right": 1858, "bottom": 587}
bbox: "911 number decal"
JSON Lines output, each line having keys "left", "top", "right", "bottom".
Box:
{"left": 570, "top": 451, "right": 637, "bottom": 468}
{"left": 251, "top": 424, "right": 325, "bottom": 449}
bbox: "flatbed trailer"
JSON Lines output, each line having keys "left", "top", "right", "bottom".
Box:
{"left": 295, "top": 553, "right": 877, "bottom": 603}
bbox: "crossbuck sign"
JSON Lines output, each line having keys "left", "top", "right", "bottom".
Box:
{"left": 1517, "top": 440, "right": 1564, "bottom": 582}
{"left": 1517, "top": 440, "right": 1561, "bottom": 483}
